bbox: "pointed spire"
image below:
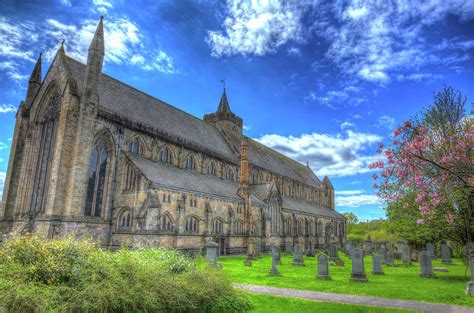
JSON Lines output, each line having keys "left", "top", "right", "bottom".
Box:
{"left": 29, "top": 52, "right": 42, "bottom": 84}
{"left": 89, "top": 15, "right": 105, "bottom": 55}
{"left": 217, "top": 88, "right": 232, "bottom": 113}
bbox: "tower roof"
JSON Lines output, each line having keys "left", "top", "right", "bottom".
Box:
{"left": 217, "top": 88, "right": 231, "bottom": 113}
{"left": 29, "top": 53, "right": 42, "bottom": 83}
{"left": 89, "top": 16, "right": 104, "bottom": 54}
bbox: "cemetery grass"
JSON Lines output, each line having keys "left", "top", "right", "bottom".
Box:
{"left": 217, "top": 253, "right": 474, "bottom": 307}
{"left": 247, "top": 293, "right": 419, "bottom": 312}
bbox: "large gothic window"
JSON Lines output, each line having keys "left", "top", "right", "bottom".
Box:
{"left": 213, "top": 219, "right": 223, "bottom": 234}
{"left": 118, "top": 210, "right": 132, "bottom": 228}
{"left": 225, "top": 167, "right": 234, "bottom": 180}
{"left": 30, "top": 91, "right": 61, "bottom": 213}
{"left": 128, "top": 137, "right": 143, "bottom": 155}
{"left": 185, "top": 216, "right": 199, "bottom": 233}
{"left": 85, "top": 136, "right": 110, "bottom": 217}
{"left": 160, "top": 147, "right": 172, "bottom": 163}
{"left": 185, "top": 155, "right": 195, "bottom": 170}
{"left": 207, "top": 162, "right": 216, "bottom": 176}
{"left": 161, "top": 213, "right": 173, "bottom": 231}
{"left": 234, "top": 221, "right": 244, "bottom": 234}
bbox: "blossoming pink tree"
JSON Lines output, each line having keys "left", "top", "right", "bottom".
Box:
{"left": 371, "top": 87, "right": 473, "bottom": 245}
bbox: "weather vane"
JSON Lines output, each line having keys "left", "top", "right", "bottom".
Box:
{"left": 220, "top": 78, "right": 226, "bottom": 89}
{"left": 60, "top": 39, "right": 65, "bottom": 48}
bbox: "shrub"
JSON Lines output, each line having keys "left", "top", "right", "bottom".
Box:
{"left": 0, "top": 234, "right": 251, "bottom": 312}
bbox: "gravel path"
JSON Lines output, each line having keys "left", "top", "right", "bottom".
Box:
{"left": 235, "top": 283, "right": 474, "bottom": 313}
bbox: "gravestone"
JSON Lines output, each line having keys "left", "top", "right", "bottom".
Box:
{"left": 372, "top": 254, "right": 384, "bottom": 275}
{"left": 411, "top": 250, "right": 419, "bottom": 262}
{"left": 364, "top": 236, "right": 374, "bottom": 256}
{"left": 275, "top": 245, "right": 282, "bottom": 264}
{"left": 465, "top": 242, "right": 474, "bottom": 295}
{"left": 285, "top": 240, "right": 293, "bottom": 254}
{"left": 205, "top": 241, "right": 222, "bottom": 269}
{"left": 419, "top": 250, "right": 435, "bottom": 278}
{"left": 247, "top": 240, "right": 256, "bottom": 261}
{"left": 268, "top": 245, "right": 281, "bottom": 276}
{"left": 344, "top": 240, "right": 353, "bottom": 256}
{"left": 441, "top": 244, "right": 452, "bottom": 265}
{"left": 329, "top": 244, "right": 338, "bottom": 263}
{"left": 350, "top": 248, "right": 368, "bottom": 282}
{"left": 384, "top": 249, "right": 395, "bottom": 266}
{"left": 255, "top": 238, "right": 262, "bottom": 258}
{"left": 317, "top": 253, "right": 331, "bottom": 279}
{"left": 426, "top": 243, "right": 435, "bottom": 259}
{"left": 306, "top": 240, "right": 315, "bottom": 257}
{"left": 396, "top": 240, "right": 406, "bottom": 260}
{"left": 292, "top": 243, "right": 305, "bottom": 266}
{"left": 401, "top": 243, "right": 411, "bottom": 266}
{"left": 379, "top": 245, "right": 386, "bottom": 262}
{"left": 244, "top": 260, "right": 252, "bottom": 266}
{"left": 434, "top": 267, "right": 448, "bottom": 272}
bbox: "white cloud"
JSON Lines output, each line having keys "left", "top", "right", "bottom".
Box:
{"left": 60, "top": 0, "right": 72, "bottom": 7}
{"left": 336, "top": 193, "right": 382, "bottom": 208}
{"left": 287, "top": 47, "right": 301, "bottom": 56}
{"left": 0, "top": 104, "right": 17, "bottom": 113}
{"left": 376, "top": 115, "right": 396, "bottom": 130}
{"left": 0, "top": 142, "right": 7, "bottom": 150}
{"left": 206, "top": 0, "right": 305, "bottom": 57}
{"left": 255, "top": 130, "right": 382, "bottom": 177}
{"left": 340, "top": 121, "right": 355, "bottom": 130}
{"left": 0, "top": 171, "right": 5, "bottom": 196}
{"left": 93, "top": 0, "right": 113, "bottom": 14}
{"left": 396, "top": 73, "right": 444, "bottom": 82}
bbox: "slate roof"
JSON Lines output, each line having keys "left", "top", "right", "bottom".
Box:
{"left": 281, "top": 197, "right": 345, "bottom": 220}
{"left": 127, "top": 153, "right": 243, "bottom": 202}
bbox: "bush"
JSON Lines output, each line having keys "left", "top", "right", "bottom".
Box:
{"left": 0, "top": 234, "right": 251, "bottom": 312}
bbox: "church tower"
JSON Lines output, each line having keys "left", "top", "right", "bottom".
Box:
{"left": 203, "top": 88, "right": 243, "bottom": 133}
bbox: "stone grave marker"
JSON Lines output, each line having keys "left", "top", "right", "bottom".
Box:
{"left": 350, "top": 248, "right": 368, "bottom": 282}
{"left": 285, "top": 240, "right": 293, "bottom": 254}
{"left": 426, "top": 243, "right": 435, "bottom": 259}
{"left": 441, "top": 244, "right": 452, "bottom": 265}
{"left": 344, "top": 240, "right": 352, "bottom": 256}
{"left": 205, "top": 241, "right": 222, "bottom": 269}
{"left": 364, "top": 236, "right": 374, "bottom": 256}
{"left": 255, "top": 238, "right": 261, "bottom": 258}
{"left": 292, "top": 243, "right": 305, "bottom": 266}
{"left": 401, "top": 243, "right": 411, "bottom": 266}
{"left": 306, "top": 240, "right": 315, "bottom": 257}
{"left": 372, "top": 254, "right": 384, "bottom": 275}
{"left": 329, "top": 244, "right": 338, "bottom": 263}
{"left": 384, "top": 249, "right": 395, "bottom": 267}
{"left": 465, "top": 243, "right": 474, "bottom": 295}
{"left": 419, "top": 250, "right": 435, "bottom": 278}
{"left": 434, "top": 267, "right": 448, "bottom": 272}
{"left": 317, "top": 253, "right": 331, "bottom": 280}
{"left": 275, "top": 245, "right": 282, "bottom": 265}
{"left": 269, "top": 245, "right": 281, "bottom": 276}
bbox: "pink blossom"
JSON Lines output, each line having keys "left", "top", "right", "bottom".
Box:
{"left": 373, "top": 184, "right": 379, "bottom": 189}
{"left": 417, "top": 219, "right": 425, "bottom": 224}
{"left": 419, "top": 205, "right": 430, "bottom": 214}
{"left": 372, "top": 174, "right": 378, "bottom": 180}
{"left": 403, "top": 203, "right": 409, "bottom": 209}
{"left": 404, "top": 121, "right": 412, "bottom": 128}
{"left": 415, "top": 193, "right": 425, "bottom": 204}
{"left": 431, "top": 197, "right": 441, "bottom": 207}
{"left": 445, "top": 213, "right": 454, "bottom": 224}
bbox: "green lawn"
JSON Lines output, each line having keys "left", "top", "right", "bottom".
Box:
{"left": 217, "top": 253, "right": 474, "bottom": 307}
{"left": 248, "top": 293, "right": 418, "bottom": 312}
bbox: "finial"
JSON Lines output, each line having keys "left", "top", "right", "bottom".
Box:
{"left": 306, "top": 161, "right": 309, "bottom": 167}
{"left": 220, "top": 78, "right": 226, "bottom": 89}
{"left": 60, "top": 39, "right": 65, "bottom": 48}
{"left": 39, "top": 51, "right": 43, "bottom": 57}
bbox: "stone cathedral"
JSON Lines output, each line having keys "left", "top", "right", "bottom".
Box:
{"left": 1, "top": 18, "right": 345, "bottom": 255}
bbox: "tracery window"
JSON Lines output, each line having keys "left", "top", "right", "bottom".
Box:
{"left": 162, "top": 193, "right": 171, "bottom": 203}
{"left": 185, "top": 216, "right": 199, "bottom": 233}
{"left": 225, "top": 167, "right": 234, "bottom": 180}
{"left": 207, "top": 162, "right": 216, "bottom": 175}
{"left": 161, "top": 213, "right": 173, "bottom": 231}
{"left": 285, "top": 218, "right": 292, "bottom": 236}
{"left": 213, "top": 219, "right": 224, "bottom": 234}
{"left": 235, "top": 221, "right": 244, "bottom": 234}
{"left": 123, "top": 163, "right": 138, "bottom": 191}
{"left": 85, "top": 135, "right": 110, "bottom": 217}
{"left": 189, "top": 197, "right": 197, "bottom": 207}
{"left": 30, "top": 91, "right": 60, "bottom": 213}
{"left": 317, "top": 221, "right": 322, "bottom": 237}
{"left": 128, "top": 137, "right": 143, "bottom": 155}
{"left": 160, "top": 147, "right": 172, "bottom": 163}
{"left": 118, "top": 210, "right": 132, "bottom": 228}
{"left": 185, "top": 155, "right": 195, "bottom": 170}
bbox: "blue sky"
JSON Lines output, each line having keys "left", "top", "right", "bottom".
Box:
{"left": 1, "top": 0, "right": 473, "bottom": 220}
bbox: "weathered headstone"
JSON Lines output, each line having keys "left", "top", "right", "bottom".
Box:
{"left": 275, "top": 245, "right": 282, "bottom": 265}
{"left": 269, "top": 245, "right": 281, "bottom": 276}
{"left": 344, "top": 240, "right": 352, "bottom": 256}
{"left": 372, "top": 254, "right": 384, "bottom": 275}
{"left": 411, "top": 249, "right": 419, "bottom": 262}
{"left": 306, "top": 240, "right": 315, "bottom": 257}
{"left": 465, "top": 242, "right": 474, "bottom": 295}
{"left": 247, "top": 240, "right": 256, "bottom": 261}
{"left": 364, "top": 236, "right": 374, "bottom": 256}
{"left": 426, "top": 243, "right": 435, "bottom": 259}
{"left": 384, "top": 249, "right": 395, "bottom": 267}
{"left": 329, "top": 244, "right": 338, "bottom": 263}
{"left": 441, "top": 244, "right": 452, "bottom": 265}
{"left": 401, "top": 243, "right": 411, "bottom": 266}
{"left": 292, "top": 243, "right": 305, "bottom": 266}
{"left": 255, "top": 238, "right": 262, "bottom": 258}
{"left": 205, "top": 241, "right": 222, "bottom": 269}
{"left": 419, "top": 250, "right": 435, "bottom": 278}
{"left": 317, "top": 253, "right": 331, "bottom": 279}
{"left": 379, "top": 245, "right": 386, "bottom": 262}
{"left": 434, "top": 267, "right": 448, "bottom": 272}
{"left": 350, "top": 248, "right": 368, "bottom": 282}
{"left": 285, "top": 240, "right": 293, "bottom": 253}
{"left": 244, "top": 260, "right": 252, "bottom": 266}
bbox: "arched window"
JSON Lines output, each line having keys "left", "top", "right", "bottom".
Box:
{"left": 252, "top": 222, "right": 259, "bottom": 235}
{"left": 213, "top": 219, "right": 224, "bottom": 234}
{"left": 185, "top": 216, "right": 199, "bottom": 233}
{"left": 285, "top": 218, "right": 292, "bottom": 236}
{"left": 225, "top": 167, "right": 234, "bottom": 180}
{"left": 118, "top": 210, "right": 132, "bottom": 228}
{"left": 123, "top": 163, "right": 138, "bottom": 191}
{"left": 185, "top": 155, "right": 195, "bottom": 170}
{"left": 207, "top": 162, "right": 216, "bottom": 175}
{"left": 85, "top": 135, "right": 110, "bottom": 217}
{"left": 30, "top": 91, "right": 60, "bottom": 213}
{"left": 160, "top": 146, "right": 172, "bottom": 163}
{"left": 235, "top": 221, "right": 244, "bottom": 234}
{"left": 317, "top": 221, "right": 322, "bottom": 237}
{"left": 161, "top": 213, "right": 173, "bottom": 231}
{"left": 128, "top": 137, "right": 143, "bottom": 155}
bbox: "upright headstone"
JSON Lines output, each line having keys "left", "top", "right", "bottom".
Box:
{"left": 379, "top": 245, "right": 386, "bottom": 263}
{"left": 329, "top": 244, "right": 338, "bottom": 263}
{"left": 269, "top": 245, "right": 281, "bottom": 276}
{"left": 255, "top": 238, "right": 261, "bottom": 258}
{"left": 441, "top": 244, "right": 452, "bottom": 265}
{"left": 465, "top": 243, "right": 474, "bottom": 295}
{"left": 306, "top": 240, "right": 315, "bottom": 257}
{"left": 275, "top": 245, "right": 282, "bottom": 264}
{"left": 350, "top": 248, "right": 368, "bottom": 282}
{"left": 317, "top": 253, "right": 331, "bottom": 279}
{"left": 401, "top": 243, "right": 411, "bottom": 266}
{"left": 344, "top": 240, "right": 353, "bottom": 256}
{"left": 365, "top": 236, "right": 374, "bottom": 256}
{"left": 285, "top": 240, "right": 293, "bottom": 253}
{"left": 372, "top": 254, "right": 384, "bottom": 275}
{"left": 292, "top": 243, "right": 305, "bottom": 266}
{"left": 384, "top": 249, "right": 395, "bottom": 267}
{"left": 426, "top": 243, "right": 435, "bottom": 259}
{"left": 205, "top": 241, "right": 222, "bottom": 269}
{"left": 419, "top": 250, "right": 435, "bottom": 278}
{"left": 411, "top": 249, "right": 419, "bottom": 262}
{"left": 247, "top": 239, "right": 256, "bottom": 261}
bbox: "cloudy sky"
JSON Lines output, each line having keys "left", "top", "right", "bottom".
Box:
{"left": 1, "top": 0, "right": 473, "bottom": 220}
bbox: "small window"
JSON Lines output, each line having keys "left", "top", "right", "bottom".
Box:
{"left": 128, "top": 138, "right": 143, "bottom": 155}
{"left": 185, "top": 156, "right": 195, "bottom": 170}
{"left": 160, "top": 147, "right": 172, "bottom": 163}
{"left": 161, "top": 214, "right": 173, "bottom": 231}
{"left": 189, "top": 198, "right": 197, "bottom": 207}
{"left": 235, "top": 221, "right": 244, "bottom": 235}
{"left": 119, "top": 210, "right": 132, "bottom": 228}
{"left": 213, "top": 219, "right": 224, "bottom": 234}
{"left": 123, "top": 163, "right": 138, "bottom": 191}
{"left": 207, "top": 162, "right": 216, "bottom": 175}
{"left": 185, "top": 216, "right": 199, "bottom": 233}
{"left": 225, "top": 167, "right": 234, "bottom": 180}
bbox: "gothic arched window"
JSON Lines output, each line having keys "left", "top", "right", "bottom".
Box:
{"left": 207, "top": 162, "right": 216, "bottom": 175}
{"left": 161, "top": 213, "right": 173, "bottom": 231}
{"left": 235, "top": 221, "right": 244, "bottom": 234}
{"left": 185, "top": 155, "right": 195, "bottom": 170}
{"left": 185, "top": 216, "right": 199, "bottom": 233}
{"left": 213, "top": 219, "right": 223, "bottom": 234}
{"left": 128, "top": 137, "right": 143, "bottom": 155}
{"left": 85, "top": 135, "right": 110, "bottom": 217}
{"left": 160, "top": 147, "right": 172, "bottom": 163}
{"left": 30, "top": 91, "right": 61, "bottom": 213}
{"left": 118, "top": 210, "right": 132, "bottom": 228}
{"left": 225, "top": 167, "right": 234, "bottom": 180}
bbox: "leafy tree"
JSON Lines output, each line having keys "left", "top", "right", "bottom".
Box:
{"left": 342, "top": 212, "right": 359, "bottom": 234}
{"left": 370, "top": 87, "right": 473, "bottom": 246}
